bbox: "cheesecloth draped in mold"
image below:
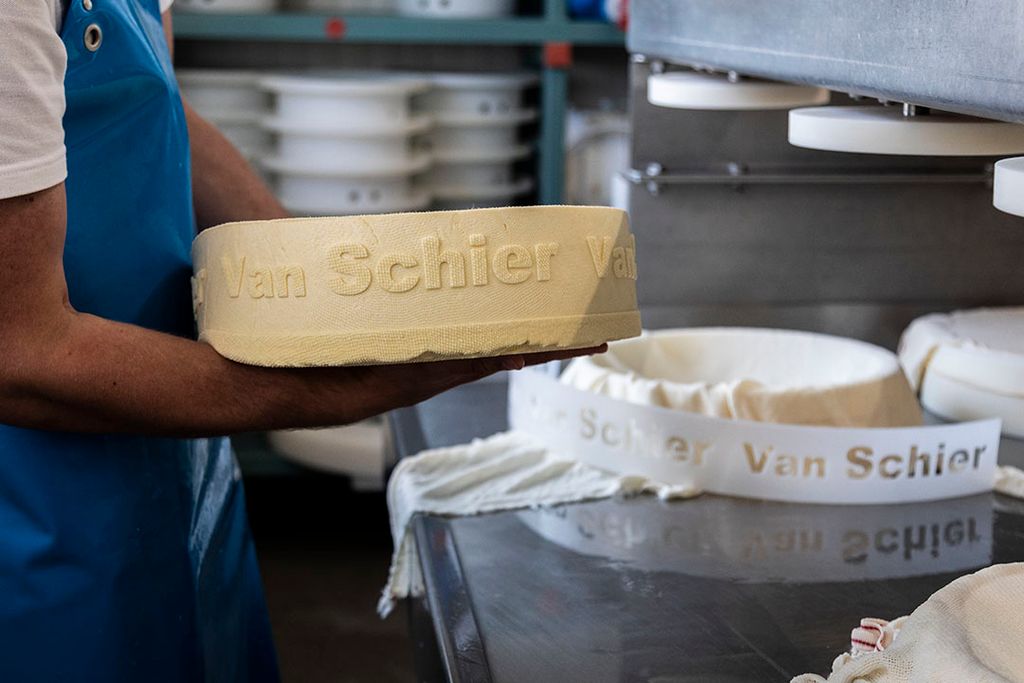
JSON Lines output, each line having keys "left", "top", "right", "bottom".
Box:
{"left": 561, "top": 328, "right": 924, "bottom": 427}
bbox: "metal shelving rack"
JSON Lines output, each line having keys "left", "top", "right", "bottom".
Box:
{"left": 172, "top": 1, "right": 625, "bottom": 204}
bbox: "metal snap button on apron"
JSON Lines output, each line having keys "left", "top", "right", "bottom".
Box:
{"left": 84, "top": 23, "right": 102, "bottom": 51}
{"left": 83, "top": 0, "right": 93, "bottom": 10}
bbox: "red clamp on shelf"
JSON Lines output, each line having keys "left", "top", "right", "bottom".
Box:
{"left": 543, "top": 42, "right": 573, "bottom": 69}
{"left": 324, "top": 17, "right": 346, "bottom": 40}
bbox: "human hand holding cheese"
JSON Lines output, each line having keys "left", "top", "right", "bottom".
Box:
{"left": 0, "top": 196, "right": 636, "bottom": 436}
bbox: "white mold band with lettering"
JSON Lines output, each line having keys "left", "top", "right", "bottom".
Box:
{"left": 789, "top": 106, "right": 1024, "bottom": 156}
{"left": 647, "top": 71, "right": 830, "bottom": 111}
{"left": 561, "top": 328, "right": 924, "bottom": 428}
{"left": 994, "top": 157, "right": 1024, "bottom": 218}
{"left": 191, "top": 206, "right": 641, "bottom": 366}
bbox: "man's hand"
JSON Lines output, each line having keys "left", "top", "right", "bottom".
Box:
{"left": 326, "top": 346, "right": 607, "bottom": 426}
{"left": 0, "top": 184, "right": 605, "bottom": 436}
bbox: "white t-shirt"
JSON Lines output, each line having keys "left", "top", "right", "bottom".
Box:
{"left": 0, "top": 0, "right": 174, "bottom": 201}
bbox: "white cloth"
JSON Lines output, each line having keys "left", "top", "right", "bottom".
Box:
{"left": 0, "top": 0, "right": 174, "bottom": 200}
{"left": 793, "top": 563, "right": 1024, "bottom": 682}
{"left": 378, "top": 431, "right": 697, "bottom": 617}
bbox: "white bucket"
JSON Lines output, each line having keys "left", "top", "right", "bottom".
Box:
{"left": 431, "top": 177, "right": 534, "bottom": 208}
{"left": 262, "top": 74, "right": 429, "bottom": 131}
{"left": 396, "top": 0, "right": 515, "bottom": 18}
{"left": 285, "top": 0, "right": 394, "bottom": 11}
{"left": 428, "top": 110, "right": 535, "bottom": 156}
{"left": 177, "top": 70, "right": 269, "bottom": 118}
{"left": 287, "top": 187, "right": 433, "bottom": 216}
{"left": 266, "top": 160, "right": 431, "bottom": 213}
{"left": 423, "top": 73, "right": 537, "bottom": 117}
{"left": 264, "top": 115, "right": 431, "bottom": 169}
{"left": 175, "top": 0, "right": 277, "bottom": 13}
{"left": 430, "top": 145, "right": 530, "bottom": 185}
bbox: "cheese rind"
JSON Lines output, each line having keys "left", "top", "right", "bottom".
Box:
{"left": 562, "top": 328, "right": 923, "bottom": 428}
{"left": 192, "top": 206, "right": 641, "bottom": 366}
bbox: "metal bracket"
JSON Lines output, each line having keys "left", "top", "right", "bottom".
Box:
{"left": 626, "top": 162, "right": 993, "bottom": 195}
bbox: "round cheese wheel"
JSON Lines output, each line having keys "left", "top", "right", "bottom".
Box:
{"left": 192, "top": 206, "right": 641, "bottom": 366}
{"left": 789, "top": 106, "right": 1024, "bottom": 156}
{"left": 647, "top": 71, "right": 829, "bottom": 110}
{"left": 561, "top": 328, "right": 923, "bottom": 427}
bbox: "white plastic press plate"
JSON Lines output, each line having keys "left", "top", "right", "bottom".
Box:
{"left": 790, "top": 106, "right": 1024, "bottom": 156}
{"left": 994, "top": 157, "right": 1024, "bottom": 217}
{"left": 647, "top": 71, "right": 829, "bottom": 111}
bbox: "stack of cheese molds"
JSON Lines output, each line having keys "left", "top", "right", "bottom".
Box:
{"left": 260, "top": 74, "right": 433, "bottom": 217}
{"left": 396, "top": 0, "right": 514, "bottom": 18}
{"left": 191, "top": 206, "right": 641, "bottom": 366}
{"left": 900, "top": 308, "right": 1024, "bottom": 438}
{"left": 177, "top": 70, "right": 272, "bottom": 173}
{"left": 422, "top": 73, "right": 538, "bottom": 210}
{"left": 175, "top": 0, "right": 277, "bottom": 12}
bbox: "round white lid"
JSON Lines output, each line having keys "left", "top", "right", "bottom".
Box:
{"left": 994, "top": 157, "right": 1024, "bottom": 218}
{"left": 789, "top": 106, "right": 1024, "bottom": 156}
{"left": 647, "top": 71, "right": 830, "bottom": 111}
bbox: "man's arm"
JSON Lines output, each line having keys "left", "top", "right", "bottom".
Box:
{"left": 0, "top": 185, "right": 594, "bottom": 436}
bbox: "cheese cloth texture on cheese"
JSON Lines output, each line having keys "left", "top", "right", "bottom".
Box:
{"left": 792, "top": 563, "right": 1024, "bottom": 683}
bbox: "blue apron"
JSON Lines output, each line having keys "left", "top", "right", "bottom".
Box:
{"left": 0, "top": 1, "right": 279, "bottom": 680}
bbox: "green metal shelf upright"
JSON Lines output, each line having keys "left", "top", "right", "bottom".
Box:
{"left": 172, "top": 0, "right": 625, "bottom": 204}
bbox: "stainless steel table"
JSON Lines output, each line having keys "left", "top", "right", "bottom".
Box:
{"left": 408, "top": 444, "right": 1024, "bottom": 682}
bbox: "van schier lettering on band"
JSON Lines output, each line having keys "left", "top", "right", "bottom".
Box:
{"left": 508, "top": 370, "right": 1002, "bottom": 505}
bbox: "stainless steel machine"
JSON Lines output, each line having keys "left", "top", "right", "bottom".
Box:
{"left": 626, "top": 0, "right": 1024, "bottom": 349}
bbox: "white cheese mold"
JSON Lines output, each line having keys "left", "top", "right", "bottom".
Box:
{"left": 789, "top": 106, "right": 1024, "bottom": 156}
{"left": 175, "top": 0, "right": 277, "bottom": 12}
{"left": 900, "top": 308, "right": 1024, "bottom": 439}
{"left": 648, "top": 71, "right": 830, "bottom": 111}
{"left": 396, "top": 0, "right": 515, "bottom": 19}
{"left": 562, "top": 328, "right": 924, "bottom": 428}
